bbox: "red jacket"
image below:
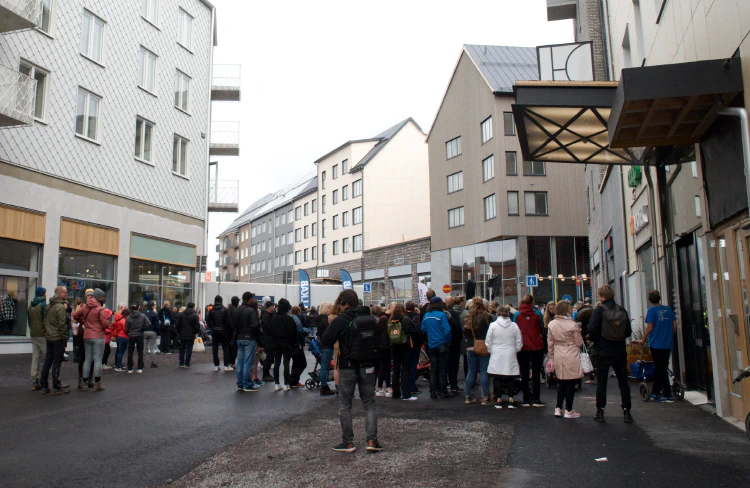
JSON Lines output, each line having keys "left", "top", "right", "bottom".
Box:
{"left": 515, "top": 304, "right": 544, "bottom": 351}
{"left": 72, "top": 297, "right": 109, "bottom": 340}
{"left": 111, "top": 312, "right": 128, "bottom": 339}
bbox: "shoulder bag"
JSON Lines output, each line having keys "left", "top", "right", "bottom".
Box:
{"left": 580, "top": 345, "right": 594, "bottom": 374}
{"left": 471, "top": 318, "right": 489, "bottom": 357}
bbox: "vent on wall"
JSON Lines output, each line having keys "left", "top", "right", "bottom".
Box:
{"left": 394, "top": 257, "right": 405, "bottom": 265}
{"left": 420, "top": 254, "right": 426, "bottom": 261}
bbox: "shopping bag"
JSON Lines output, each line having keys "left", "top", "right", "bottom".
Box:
{"left": 193, "top": 337, "right": 205, "bottom": 352}
{"left": 545, "top": 357, "right": 555, "bottom": 374}
{"left": 109, "top": 340, "right": 117, "bottom": 349}
{"left": 580, "top": 346, "right": 594, "bottom": 374}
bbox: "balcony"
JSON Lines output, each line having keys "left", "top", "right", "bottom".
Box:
{"left": 211, "top": 64, "right": 241, "bottom": 102}
{"left": 0, "top": 0, "right": 41, "bottom": 34}
{"left": 223, "top": 239, "right": 234, "bottom": 249}
{"left": 232, "top": 257, "right": 239, "bottom": 265}
{"left": 546, "top": 0, "right": 576, "bottom": 21}
{"left": 208, "top": 179, "right": 239, "bottom": 213}
{"left": 0, "top": 63, "right": 36, "bottom": 127}
{"left": 215, "top": 244, "right": 220, "bottom": 252}
{"left": 209, "top": 122, "right": 240, "bottom": 156}
{"left": 214, "top": 259, "right": 219, "bottom": 268}
{"left": 232, "top": 239, "right": 239, "bottom": 249}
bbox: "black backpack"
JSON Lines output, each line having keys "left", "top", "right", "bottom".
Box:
{"left": 601, "top": 304, "right": 629, "bottom": 341}
{"left": 347, "top": 314, "right": 380, "bottom": 363}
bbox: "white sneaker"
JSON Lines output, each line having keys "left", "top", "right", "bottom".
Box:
{"left": 564, "top": 410, "right": 581, "bottom": 419}
{"left": 283, "top": 384, "right": 290, "bottom": 392}
{"left": 225, "top": 366, "right": 234, "bottom": 371}
{"left": 215, "top": 366, "right": 220, "bottom": 372}
{"left": 554, "top": 408, "right": 563, "bottom": 417}
{"left": 375, "top": 389, "right": 386, "bottom": 397}
{"left": 403, "top": 396, "right": 417, "bottom": 401}
{"left": 137, "top": 369, "right": 143, "bottom": 374}
{"left": 128, "top": 370, "right": 133, "bottom": 374}
{"left": 274, "top": 385, "right": 282, "bottom": 391}
{"left": 385, "top": 391, "right": 393, "bottom": 398}
{"left": 101, "top": 364, "right": 112, "bottom": 370}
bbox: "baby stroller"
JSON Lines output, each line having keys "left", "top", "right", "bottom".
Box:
{"left": 199, "top": 323, "right": 212, "bottom": 346}
{"left": 305, "top": 338, "right": 333, "bottom": 390}
{"left": 417, "top": 344, "right": 431, "bottom": 381}
{"left": 629, "top": 342, "right": 684, "bottom": 401}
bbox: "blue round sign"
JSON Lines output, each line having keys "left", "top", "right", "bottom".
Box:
{"left": 561, "top": 294, "right": 573, "bottom": 302}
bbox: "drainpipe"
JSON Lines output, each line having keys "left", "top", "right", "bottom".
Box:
{"left": 717, "top": 108, "right": 750, "bottom": 213}
{"left": 643, "top": 161, "right": 662, "bottom": 291}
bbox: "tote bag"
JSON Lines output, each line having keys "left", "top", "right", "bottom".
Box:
{"left": 580, "top": 345, "right": 594, "bottom": 374}
{"left": 193, "top": 337, "right": 206, "bottom": 353}
{"left": 470, "top": 324, "right": 489, "bottom": 357}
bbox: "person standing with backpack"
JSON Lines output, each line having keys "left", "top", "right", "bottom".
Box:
{"left": 514, "top": 295, "right": 545, "bottom": 407}
{"left": 374, "top": 305, "right": 393, "bottom": 398}
{"left": 159, "top": 301, "right": 175, "bottom": 354}
{"left": 144, "top": 301, "right": 160, "bottom": 369}
{"left": 421, "top": 297, "right": 453, "bottom": 400}
{"left": 207, "top": 295, "right": 233, "bottom": 372}
{"left": 322, "top": 289, "right": 383, "bottom": 453}
{"left": 387, "top": 303, "right": 416, "bottom": 401}
{"left": 588, "top": 285, "right": 633, "bottom": 423}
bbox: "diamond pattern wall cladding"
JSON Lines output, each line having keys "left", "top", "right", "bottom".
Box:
{"left": 0, "top": 0, "right": 213, "bottom": 219}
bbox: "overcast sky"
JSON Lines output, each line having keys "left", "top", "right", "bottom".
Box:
{"left": 207, "top": 0, "right": 573, "bottom": 272}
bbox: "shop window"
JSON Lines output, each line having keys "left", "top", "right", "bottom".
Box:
{"left": 129, "top": 259, "right": 193, "bottom": 309}
{"left": 58, "top": 248, "right": 115, "bottom": 307}
{"left": 0, "top": 238, "right": 41, "bottom": 336}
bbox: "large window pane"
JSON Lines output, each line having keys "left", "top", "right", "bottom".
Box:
{"left": 0, "top": 238, "right": 39, "bottom": 272}
{"left": 59, "top": 249, "right": 115, "bottom": 281}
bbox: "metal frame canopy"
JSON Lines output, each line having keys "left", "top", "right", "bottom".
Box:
{"left": 608, "top": 58, "right": 744, "bottom": 149}
{"left": 512, "top": 81, "right": 637, "bottom": 165}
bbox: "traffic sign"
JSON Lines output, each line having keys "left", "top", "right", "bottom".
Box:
{"left": 525, "top": 275, "right": 538, "bottom": 288}
{"left": 562, "top": 294, "right": 573, "bottom": 302}
{"left": 442, "top": 284, "right": 452, "bottom": 294}
{"left": 363, "top": 283, "right": 372, "bottom": 292}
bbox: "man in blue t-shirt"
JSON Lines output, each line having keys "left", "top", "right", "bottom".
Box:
{"left": 644, "top": 290, "right": 677, "bottom": 402}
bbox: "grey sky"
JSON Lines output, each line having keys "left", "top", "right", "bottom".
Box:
{"left": 208, "top": 0, "right": 573, "bottom": 272}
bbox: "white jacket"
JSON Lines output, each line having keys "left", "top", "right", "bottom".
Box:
{"left": 486, "top": 316, "right": 523, "bottom": 376}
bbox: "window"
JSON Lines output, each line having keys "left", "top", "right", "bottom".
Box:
{"left": 343, "top": 211, "right": 349, "bottom": 227}
{"left": 177, "top": 8, "right": 193, "bottom": 50}
{"left": 333, "top": 164, "right": 339, "bottom": 179}
{"left": 304, "top": 225, "right": 309, "bottom": 238}
{"left": 287, "top": 210, "right": 293, "bottom": 223}
{"left": 275, "top": 236, "right": 279, "bottom": 247}
{"left": 141, "top": 0, "right": 158, "bottom": 24}
{"left": 342, "top": 159, "right": 349, "bottom": 174}
{"left": 695, "top": 195, "right": 701, "bottom": 217}
{"left": 80, "top": 10, "right": 105, "bottom": 64}
{"left": 251, "top": 263, "right": 256, "bottom": 273}
{"left": 275, "top": 256, "right": 280, "bottom": 267}
{"left": 312, "top": 222, "right": 317, "bottom": 236}
{"left": 482, "top": 155, "right": 495, "bottom": 182}
{"left": 484, "top": 194, "right": 496, "bottom": 220}
{"left": 322, "top": 195, "right": 326, "bottom": 214}
{"left": 304, "top": 203, "right": 309, "bottom": 216}
{"left": 174, "top": 71, "right": 190, "bottom": 112}
{"left": 505, "top": 152, "right": 517, "bottom": 175}
{"left": 75, "top": 88, "right": 100, "bottom": 141}
{"left": 481, "top": 116, "right": 493, "bottom": 144}
{"left": 333, "top": 189, "right": 339, "bottom": 205}
{"left": 691, "top": 160, "right": 698, "bottom": 178}
{"left": 333, "top": 215, "right": 339, "bottom": 230}
{"left": 172, "top": 135, "right": 188, "bottom": 176}
{"left": 287, "top": 231, "right": 292, "bottom": 243}
{"left": 252, "top": 227, "right": 256, "bottom": 238}
{"left": 322, "top": 220, "right": 326, "bottom": 238}
{"left": 322, "top": 244, "right": 327, "bottom": 263}
{"left": 353, "top": 234, "right": 363, "bottom": 252}
{"left": 342, "top": 185, "right": 349, "bottom": 201}
{"left": 295, "top": 206, "right": 302, "bottom": 220}
{"left": 503, "top": 112, "right": 515, "bottom": 136}
{"left": 134, "top": 117, "right": 154, "bottom": 162}
{"left": 312, "top": 199, "right": 318, "bottom": 213}
{"left": 343, "top": 237, "right": 350, "bottom": 253}
{"left": 353, "top": 179, "right": 362, "bottom": 197}
{"left": 446, "top": 136, "right": 462, "bottom": 159}
{"left": 447, "top": 172, "right": 463, "bottom": 193}
{"left": 39, "top": 0, "right": 53, "bottom": 33}
{"left": 280, "top": 234, "right": 285, "bottom": 246}
{"left": 18, "top": 60, "right": 48, "bottom": 120}
{"left": 333, "top": 240, "right": 339, "bottom": 255}
{"left": 295, "top": 229, "right": 301, "bottom": 243}
{"left": 280, "top": 213, "right": 286, "bottom": 225}
{"left": 304, "top": 248, "right": 309, "bottom": 262}
{"left": 448, "top": 207, "right": 464, "bottom": 228}
{"left": 321, "top": 171, "right": 326, "bottom": 190}
{"left": 295, "top": 251, "right": 302, "bottom": 264}
{"left": 353, "top": 207, "right": 362, "bottom": 225}
{"left": 523, "top": 160, "right": 546, "bottom": 176}
{"left": 138, "top": 47, "right": 157, "bottom": 93}
{"left": 312, "top": 246, "right": 317, "bottom": 260}
{"left": 262, "top": 222, "right": 267, "bottom": 233}
{"left": 525, "top": 192, "right": 548, "bottom": 215}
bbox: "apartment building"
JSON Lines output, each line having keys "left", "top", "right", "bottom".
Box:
{"left": 0, "top": 1, "right": 238, "bottom": 351}
{"left": 427, "top": 45, "right": 589, "bottom": 305}
{"left": 291, "top": 183, "right": 318, "bottom": 272}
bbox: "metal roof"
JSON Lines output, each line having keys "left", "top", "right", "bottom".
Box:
{"left": 352, "top": 118, "right": 424, "bottom": 171}
{"left": 463, "top": 45, "right": 538, "bottom": 94}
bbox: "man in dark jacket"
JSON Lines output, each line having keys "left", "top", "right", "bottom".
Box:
{"left": 144, "top": 301, "right": 160, "bottom": 369}
{"left": 576, "top": 302, "right": 595, "bottom": 384}
{"left": 588, "top": 285, "right": 633, "bottom": 423}
{"left": 176, "top": 303, "right": 200, "bottom": 368}
{"left": 126, "top": 305, "right": 149, "bottom": 373}
{"left": 207, "top": 295, "right": 232, "bottom": 372}
{"left": 316, "top": 309, "right": 335, "bottom": 396}
{"left": 260, "top": 301, "right": 275, "bottom": 381}
{"left": 234, "top": 292, "right": 260, "bottom": 391}
{"left": 40, "top": 286, "right": 69, "bottom": 395}
{"left": 227, "top": 296, "right": 240, "bottom": 367}
{"left": 322, "top": 290, "right": 383, "bottom": 453}
{"left": 159, "top": 302, "right": 175, "bottom": 354}
{"left": 405, "top": 301, "right": 423, "bottom": 394}
{"left": 270, "top": 299, "right": 297, "bottom": 390}
{"left": 444, "top": 297, "right": 463, "bottom": 395}
{"left": 28, "top": 287, "right": 47, "bottom": 390}
{"left": 514, "top": 295, "right": 545, "bottom": 407}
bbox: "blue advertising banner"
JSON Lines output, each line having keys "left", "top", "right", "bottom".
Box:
{"left": 298, "top": 270, "right": 311, "bottom": 309}
{"left": 340, "top": 269, "right": 353, "bottom": 290}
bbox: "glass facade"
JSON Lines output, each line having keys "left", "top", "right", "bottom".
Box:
{"left": 0, "top": 238, "right": 40, "bottom": 336}
{"left": 362, "top": 275, "right": 414, "bottom": 306}
{"left": 129, "top": 259, "right": 193, "bottom": 309}
{"left": 527, "top": 236, "right": 591, "bottom": 304}
{"left": 450, "top": 240, "right": 518, "bottom": 305}
{"left": 58, "top": 248, "right": 116, "bottom": 308}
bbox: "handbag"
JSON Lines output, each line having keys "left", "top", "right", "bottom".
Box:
{"left": 580, "top": 345, "right": 594, "bottom": 374}
{"left": 470, "top": 324, "right": 489, "bottom": 357}
{"left": 545, "top": 356, "right": 555, "bottom": 374}
{"left": 193, "top": 337, "right": 206, "bottom": 353}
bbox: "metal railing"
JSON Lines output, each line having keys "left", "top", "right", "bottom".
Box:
{"left": 210, "top": 122, "right": 240, "bottom": 146}
{"left": 208, "top": 180, "right": 239, "bottom": 212}
{"left": 212, "top": 64, "right": 241, "bottom": 90}
{"left": 0, "top": 0, "right": 42, "bottom": 32}
{"left": 0, "top": 64, "right": 36, "bottom": 127}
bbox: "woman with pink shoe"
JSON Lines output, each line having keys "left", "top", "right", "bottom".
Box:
{"left": 547, "top": 301, "right": 584, "bottom": 419}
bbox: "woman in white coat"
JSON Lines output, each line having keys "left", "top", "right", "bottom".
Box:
{"left": 486, "top": 307, "right": 523, "bottom": 409}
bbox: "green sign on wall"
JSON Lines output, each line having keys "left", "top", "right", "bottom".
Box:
{"left": 130, "top": 234, "right": 195, "bottom": 267}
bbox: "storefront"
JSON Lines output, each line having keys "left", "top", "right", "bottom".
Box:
{"left": 449, "top": 239, "right": 518, "bottom": 304}
{"left": 128, "top": 234, "right": 195, "bottom": 309}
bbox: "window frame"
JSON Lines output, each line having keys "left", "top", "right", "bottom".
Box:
{"left": 484, "top": 194, "right": 496, "bottom": 221}
{"left": 177, "top": 8, "right": 193, "bottom": 51}
{"left": 342, "top": 211, "right": 349, "bottom": 227}
{"left": 38, "top": 0, "right": 54, "bottom": 34}
{"left": 352, "top": 179, "right": 362, "bottom": 197}
{"left": 448, "top": 207, "right": 464, "bottom": 229}
{"left": 172, "top": 134, "right": 189, "bottom": 177}
{"left": 295, "top": 229, "right": 302, "bottom": 243}
{"left": 333, "top": 240, "right": 339, "bottom": 255}
{"left": 321, "top": 171, "right": 326, "bottom": 190}
{"left": 333, "top": 214, "right": 339, "bottom": 230}
{"left": 80, "top": 9, "right": 106, "bottom": 65}
{"left": 18, "top": 59, "right": 49, "bottom": 121}
{"left": 332, "top": 189, "right": 338, "bottom": 205}
{"left": 74, "top": 87, "right": 101, "bottom": 142}
{"left": 343, "top": 237, "right": 350, "bottom": 253}
{"left": 332, "top": 164, "right": 339, "bottom": 179}
{"left": 482, "top": 154, "right": 495, "bottom": 182}
{"left": 507, "top": 191, "right": 519, "bottom": 216}
{"left": 322, "top": 243, "right": 327, "bottom": 263}
{"left": 295, "top": 251, "right": 302, "bottom": 265}
{"left": 295, "top": 206, "right": 302, "bottom": 220}
{"left": 342, "top": 185, "right": 349, "bottom": 201}
{"left": 503, "top": 112, "right": 515, "bottom": 136}
{"left": 174, "top": 70, "right": 191, "bottom": 113}
{"left": 353, "top": 206, "right": 363, "bottom": 225}
{"left": 353, "top": 234, "right": 363, "bottom": 252}
{"left": 134, "top": 116, "right": 155, "bottom": 164}
{"left": 342, "top": 159, "right": 349, "bottom": 174}
{"left": 505, "top": 151, "right": 517, "bottom": 176}
{"left": 312, "top": 222, "right": 317, "bottom": 236}
{"left": 312, "top": 246, "right": 317, "bottom": 260}
{"left": 445, "top": 136, "right": 462, "bottom": 160}
{"left": 524, "top": 191, "right": 548, "bottom": 216}
{"left": 447, "top": 171, "right": 463, "bottom": 194}
{"left": 304, "top": 202, "right": 309, "bottom": 216}
{"left": 141, "top": 0, "right": 159, "bottom": 26}
{"left": 523, "top": 160, "right": 546, "bottom": 176}
{"left": 312, "top": 199, "right": 318, "bottom": 213}
{"left": 138, "top": 46, "right": 158, "bottom": 94}
{"left": 481, "top": 116, "right": 493, "bottom": 144}
{"left": 322, "top": 195, "right": 326, "bottom": 214}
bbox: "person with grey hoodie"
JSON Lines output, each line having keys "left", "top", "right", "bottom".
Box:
{"left": 126, "top": 304, "right": 149, "bottom": 373}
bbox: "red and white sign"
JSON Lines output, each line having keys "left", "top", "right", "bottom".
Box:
{"left": 203, "top": 272, "right": 213, "bottom": 282}
{"left": 442, "top": 284, "right": 452, "bottom": 294}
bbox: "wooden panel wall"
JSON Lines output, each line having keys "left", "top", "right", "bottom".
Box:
{"left": 0, "top": 204, "right": 45, "bottom": 243}
{"left": 60, "top": 219, "right": 119, "bottom": 256}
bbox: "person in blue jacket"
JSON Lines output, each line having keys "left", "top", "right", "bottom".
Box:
{"left": 421, "top": 297, "right": 453, "bottom": 399}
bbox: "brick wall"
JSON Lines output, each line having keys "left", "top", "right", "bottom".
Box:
{"left": 576, "top": 0, "right": 609, "bottom": 81}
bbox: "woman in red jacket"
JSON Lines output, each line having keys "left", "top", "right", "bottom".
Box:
{"left": 514, "top": 295, "right": 546, "bottom": 408}
{"left": 111, "top": 304, "right": 129, "bottom": 371}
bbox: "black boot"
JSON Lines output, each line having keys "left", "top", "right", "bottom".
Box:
{"left": 320, "top": 385, "right": 335, "bottom": 396}
{"left": 623, "top": 408, "right": 633, "bottom": 423}
{"left": 593, "top": 408, "right": 605, "bottom": 422}
{"left": 78, "top": 378, "right": 85, "bottom": 391}
{"left": 430, "top": 391, "right": 438, "bottom": 400}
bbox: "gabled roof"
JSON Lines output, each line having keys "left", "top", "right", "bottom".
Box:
{"left": 351, "top": 117, "right": 424, "bottom": 172}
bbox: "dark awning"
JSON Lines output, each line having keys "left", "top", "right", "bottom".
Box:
{"left": 512, "top": 81, "right": 637, "bottom": 165}
{"left": 608, "top": 58, "right": 743, "bottom": 149}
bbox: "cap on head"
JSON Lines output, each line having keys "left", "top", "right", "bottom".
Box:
{"left": 84, "top": 288, "right": 94, "bottom": 298}
{"left": 35, "top": 287, "right": 46, "bottom": 297}
{"left": 264, "top": 301, "right": 274, "bottom": 309}
{"left": 214, "top": 295, "right": 223, "bottom": 304}
{"left": 93, "top": 288, "right": 106, "bottom": 300}
{"left": 430, "top": 297, "right": 443, "bottom": 305}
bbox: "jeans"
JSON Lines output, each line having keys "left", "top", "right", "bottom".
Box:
{"left": 651, "top": 348, "right": 672, "bottom": 397}
{"left": 518, "top": 350, "right": 544, "bottom": 403}
{"left": 391, "top": 345, "right": 412, "bottom": 398}
{"left": 428, "top": 345, "right": 450, "bottom": 394}
{"left": 30, "top": 336, "right": 46, "bottom": 381}
{"left": 377, "top": 349, "right": 391, "bottom": 389}
{"left": 557, "top": 379, "right": 577, "bottom": 411}
{"left": 596, "top": 356, "right": 632, "bottom": 410}
{"left": 212, "top": 330, "right": 230, "bottom": 367}
{"left": 273, "top": 343, "right": 294, "bottom": 385}
{"left": 127, "top": 336, "right": 145, "bottom": 371}
{"left": 144, "top": 331, "right": 158, "bottom": 364}
{"left": 338, "top": 368, "right": 378, "bottom": 443}
{"left": 83, "top": 338, "right": 105, "bottom": 380}
{"left": 320, "top": 347, "right": 334, "bottom": 386}
{"left": 40, "top": 339, "right": 66, "bottom": 390}
{"left": 235, "top": 340, "right": 256, "bottom": 389}
{"left": 409, "top": 348, "right": 420, "bottom": 392}
{"left": 179, "top": 338, "right": 194, "bottom": 366}
{"left": 465, "top": 350, "right": 490, "bottom": 399}
{"left": 115, "top": 337, "right": 129, "bottom": 369}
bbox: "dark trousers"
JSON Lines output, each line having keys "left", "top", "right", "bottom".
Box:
{"left": 179, "top": 338, "right": 194, "bottom": 366}
{"left": 518, "top": 349, "right": 544, "bottom": 402}
{"left": 428, "top": 345, "right": 450, "bottom": 394}
{"left": 596, "top": 356, "right": 632, "bottom": 410}
{"left": 160, "top": 330, "right": 172, "bottom": 352}
{"left": 391, "top": 345, "right": 412, "bottom": 398}
{"left": 102, "top": 342, "right": 111, "bottom": 365}
{"left": 377, "top": 349, "right": 391, "bottom": 389}
{"left": 651, "top": 347, "right": 672, "bottom": 397}
{"left": 263, "top": 341, "right": 275, "bottom": 378}
{"left": 40, "top": 339, "right": 66, "bottom": 390}
{"left": 227, "top": 329, "right": 238, "bottom": 365}
{"left": 409, "top": 347, "right": 420, "bottom": 392}
{"left": 290, "top": 346, "right": 307, "bottom": 385}
{"left": 273, "top": 343, "right": 294, "bottom": 385}
{"left": 127, "top": 336, "right": 145, "bottom": 371}
{"left": 557, "top": 379, "right": 577, "bottom": 411}
{"left": 212, "top": 330, "right": 230, "bottom": 367}
{"left": 493, "top": 375, "right": 516, "bottom": 400}
{"left": 447, "top": 344, "right": 460, "bottom": 389}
